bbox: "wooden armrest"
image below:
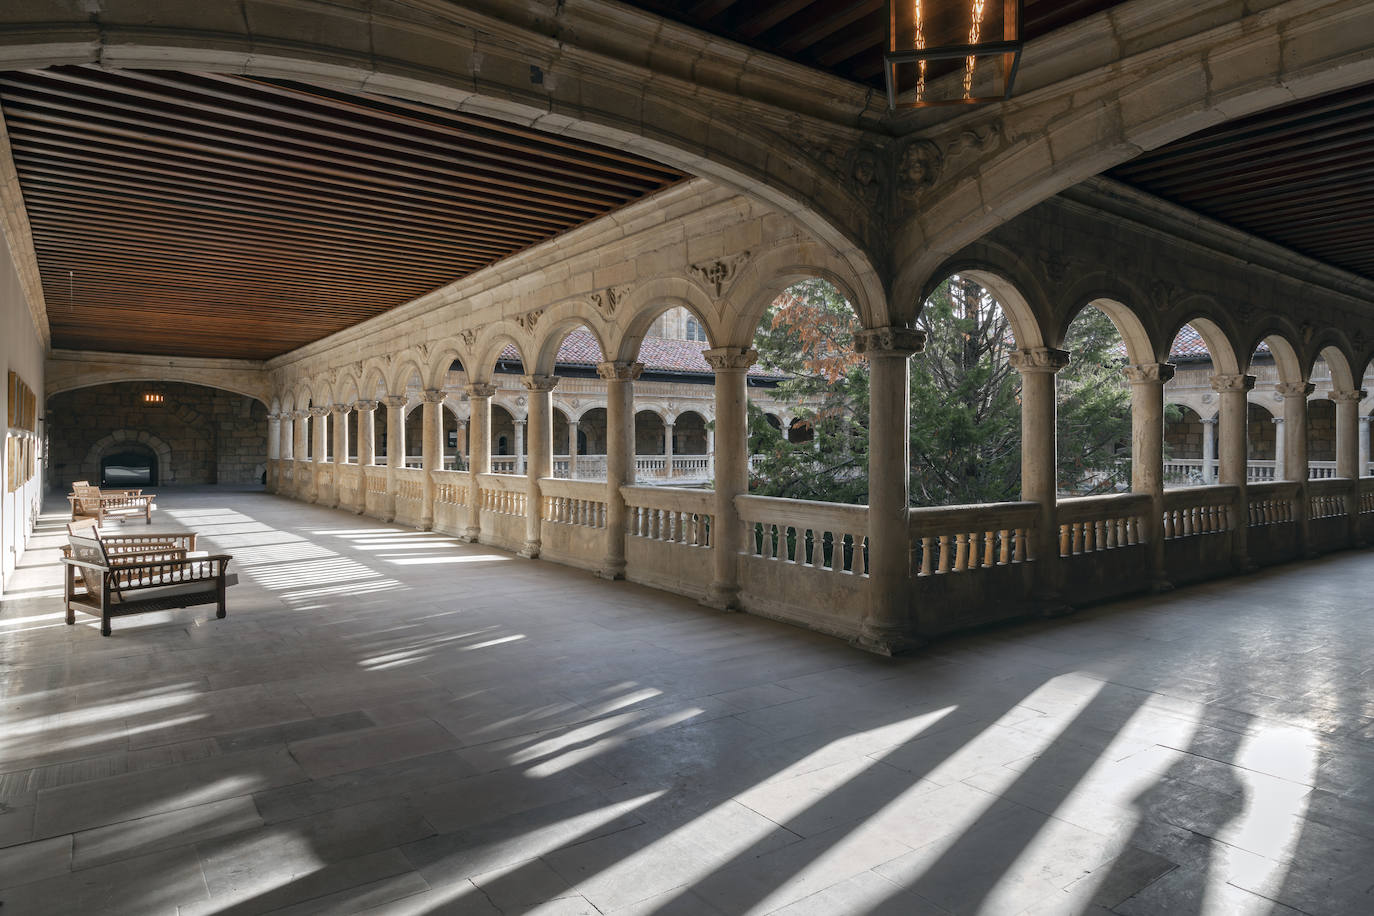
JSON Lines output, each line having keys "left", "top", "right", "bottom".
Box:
{"left": 61, "top": 557, "right": 110, "bottom": 572}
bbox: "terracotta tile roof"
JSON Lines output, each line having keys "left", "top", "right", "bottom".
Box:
{"left": 1113, "top": 325, "right": 1269, "bottom": 362}
{"left": 501, "top": 329, "right": 784, "bottom": 378}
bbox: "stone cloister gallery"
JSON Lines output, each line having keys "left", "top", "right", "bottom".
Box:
{"left": 3, "top": 2, "right": 1374, "bottom": 914}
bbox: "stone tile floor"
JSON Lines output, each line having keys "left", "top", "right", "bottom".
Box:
{"left": 2, "top": 488, "right": 1373, "bottom": 915}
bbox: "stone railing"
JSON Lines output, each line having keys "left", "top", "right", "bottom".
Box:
{"left": 1162, "top": 458, "right": 1339, "bottom": 485}
{"left": 1162, "top": 485, "right": 1236, "bottom": 539}
{"left": 541, "top": 478, "right": 606, "bottom": 528}
{"left": 280, "top": 460, "right": 294, "bottom": 486}
{"left": 1057, "top": 493, "right": 1149, "bottom": 556}
{"left": 737, "top": 494, "right": 869, "bottom": 576}
{"left": 1307, "top": 477, "right": 1348, "bottom": 520}
{"left": 1247, "top": 481, "right": 1299, "bottom": 526}
{"left": 1362, "top": 477, "right": 1374, "bottom": 514}
{"left": 908, "top": 501, "right": 1038, "bottom": 575}
{"left": 491, "top": 457, "right": 520, "bottom": 474}
{"left": 623, "top": 485, "right": 713, "bottom": 547}
{"left": 478, "top": 473, "right": 526, "bottom": 517}
{"left": 363, "top": 465, "right": 388, "bottom": 495}
{"left": 392, "top": 466, "right": 427, "bottom": 528}
{"left": 336, "top": 464, "right": 363, "bottom": 511}
{"left": 431, "top": 469, "right": 469, "bottom": 537}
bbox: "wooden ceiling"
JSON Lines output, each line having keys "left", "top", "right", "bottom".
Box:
{"left": 617, "top": 0, "right": 1132, "bottom": 88}
{"left": 1110, "top": 81, "right": 1374, "bottom": 280}
{"left": 0, "top": 67, "right": 684, "bottom": 360}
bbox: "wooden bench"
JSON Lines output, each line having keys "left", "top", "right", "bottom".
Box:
{"left": 63, "top": 531, "right": 235, "bottom": 636}
{"left": 68, "top": 481, "right": 156, "bottom": 524}
{"left": 65, "top": 517, "right": 199, "bottom": 557}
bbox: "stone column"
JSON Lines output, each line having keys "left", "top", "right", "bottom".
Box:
{"left": 568, "top": 420, "right": 579, "bottom": 479}
{"left": 1126, "top": 363, "right": 1176, "bottom": 592}
{"left": 597, "top": 361, "right": 642, "bottom": 580}
{"left": 354, "top": 400, "right": 375, "bottom": 515}
{"left": 1332, "top": 388, "right": 1366, "bottom": 546}
{"left": 309, "top": 407, "right": 329, "bottom": 503}
{"left": 1273, "top": 417, "right": 1285, "bottom": 480}
{"left": 464, "top": 384, "right": 494, "bottom": 542}
{"left": 455, "top": 418, "right": 468, "bottom": 470}
{"left": 1277, "top": 381, "right": 1315, "bottom": 556}
{"left": 521, "top": 375, "right": 558, "bottom": 558}
{"left": 266, "top": 413, "right": 281, "bottom": 491}
{"left": 853, "top": 328, "right": 925, "bottom": 653}
{"left": 330, "top": 404, "right": 349, "bottom": 508}
{"left": 514, "top": 418, "right": 526, "bottom": 475}
{"left": 707, "top": 427, "right": 716, "bottom": 480}
{"left": 1201, "top": 416, "right": 1217, "bottom": 484}
{"left": 1361, "top": 415, "right": 1371, "bottom": 478}
{"left": 383, "top": 395, "right": 406, "bottom": 523}
{"left": 294, "top": 412, "right": 308, "bottom": 462}
{"left": 1010, "top": 347, "right": 1071, "bottom": 613}
{"left": 420, "top": 389, "right": 445, "bottom": 530}
{"left": 1212, "top": 374, "right": 1255, "bottom": 570}
{"left": 664, "top": 421, "right": 675, "bottom": 478}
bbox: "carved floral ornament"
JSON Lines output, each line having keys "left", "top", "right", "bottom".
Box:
{"left": 1329, "top": 388, "right": 1367, "bottom": 402}
{"left": 689, "top": 251, "right": 750, "bottom": 298}
{"left": 353, "top": 400, "right": 377, "bottom": 412}
{"left": 421, "top": 388, "right": 446, "bottom": 404}
{"left": 383, "top": 395, "right": 408, "bottom": 409}
{"left": 458, "top": 326, "right": 483, "bottom": 347}
{"left": 588, "top": 285, "right": 630, "bottom": 320}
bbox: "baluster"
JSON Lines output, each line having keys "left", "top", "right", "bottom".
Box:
{"left": 996, "top": 529, "right": 1009, "bottom": 565}
{"left": 1093, "top": 519, "right": 1106, "bottom": 551}
{"left": 1071, "top": 521, "right": 1083, "bottom": 555}
{"left": 982, "top": 530, "right": 996, "bottom": 568}
{"left": 1014, "top": 528, "right": 1028, "bottom": 562}
{"left": 953, "top": 532, "right": 968, "bottom": 571}
{"left": 936, "top": 534, "right": 952, "bottom": 573}
{"left": 1059, "top": 523, "right": 1071, "bottom": 557}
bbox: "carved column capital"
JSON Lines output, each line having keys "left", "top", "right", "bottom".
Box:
{"left": 421, "top": 388, "right": 447, "bottom": 404}
{"left": 1008, "top": 347, "right": 1070, "bottom": 374}
{"left": 267, "top": 412, "right": 282, "bottom": 422}
{"left": 353, "top": 399, "right": 377, "bottom": 412}
{"left": 1123, "top": 362, "right": 1176, "bottom": 385}
{"left": 853, "top": 327, "right": 926, "bottom": 357}
{"left": 1274, "top": 381, "right": 1315, "bottom": 400}
{"left": 465, "top": 383, "right": 497, "bottom": 399}
{"left": 596, "top": 361, "right": 644, "bottom": 381}
{"left": 331, "top": 403, "right": 350, "bottom": 415}
{"left": 521, "top": 374, "right": 560, "bottom": 393}
{"left": 701, "top": 348, "right": 756, "bottom": 372}
{"left": 1272, "top": 417, "right": 1285, "bottom": 425}
{"left": 1209, "top": 374, "right": 1256, "bottom": 393}
{"left": 383, "top": 395, "right": 408, "bottom": 410}
{"left": 1329, "top": 388, "right": 1367, "bottom": 402}
{"left": 1201, "top": 416, "right": 1218, "bottom": 426}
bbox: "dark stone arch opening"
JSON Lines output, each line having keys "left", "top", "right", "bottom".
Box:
{"left": 101, "top": 445, "right": 158, "bottom": 487}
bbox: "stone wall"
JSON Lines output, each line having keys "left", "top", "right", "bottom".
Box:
{"left": 1164, "top": 407, "right": 1203, "bottom": 459}
{"left": 47, "top": 381, "right": 267, "bottom": 489}
{"left": 1307, "top": 400, "right": 1336, "bottom": 461}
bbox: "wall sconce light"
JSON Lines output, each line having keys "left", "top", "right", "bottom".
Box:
{"left": 885, "top": 0, "right": 1023, "bottom": 109}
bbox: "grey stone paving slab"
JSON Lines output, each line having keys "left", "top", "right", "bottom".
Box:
{"left": 0, "top": 832, "right": 72, "bottom": 890}
{"left": 4, "top": 491, "right": 1374, "bottom": 914}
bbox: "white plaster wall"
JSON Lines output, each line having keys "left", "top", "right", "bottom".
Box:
{"left": 1, "top": 224, "right": 45, "bottom": 593}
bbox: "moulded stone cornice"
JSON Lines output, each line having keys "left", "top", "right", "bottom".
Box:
{"left": 1210, "top": 374, "right": 1256, "bottom": 393}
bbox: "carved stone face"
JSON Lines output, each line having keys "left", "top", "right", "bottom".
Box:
{"left": 852, "top": 150, "right": 877, "bottom": 186}
{"left": 899, "top": 141, "right": 940, "bottom": 192}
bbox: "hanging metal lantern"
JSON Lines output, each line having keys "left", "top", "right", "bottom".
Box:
{"left": 885, "top": 0, "right": 1023, "bottom": 109}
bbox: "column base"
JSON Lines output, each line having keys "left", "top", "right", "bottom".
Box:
{"left": 701, "top": 583, "right": 739, "bottom": 612}
{"left": 1037, "top": 599, "right": 1074, "bottom": 619}
{"left": 595, "top": 562, "right": 625, "bottom": 581}
{"left": 1150, "top": 576, "right": 1174, "bottom": 594}
{"left": 518, "top": 540, "right": 541, "bottom": 559}
{"left": 851, "top": 623, "right": 924, "bottom": 657}
{"left": 461, "top": 527, "right": 480, "bottom": 543}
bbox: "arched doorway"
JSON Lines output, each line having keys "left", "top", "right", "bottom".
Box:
{"left": 101, "top": 445, "right": 158, "bottom": 487}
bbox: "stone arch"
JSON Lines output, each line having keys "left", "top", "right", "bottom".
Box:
{"left": 921, "top": 262, "right": 1047, "bottom": 351}
{"left": 358, "top": 361, "right": 389, "bottom": 401}
{"left": 569, "top": 402, "right": 608, "bottom": 423}
{"left": 424, "top": 338, "right": 470, "bottom": 391}
{"left": 334, "top": 370, "right": 361, "bottom": 406}
{"left": 1167, "top": 315, "right": 1240, "bottom": 378}
{"left": 83, "top": 430, "right": 175, "bottom": 486}
{"left": 389, "top": 350, "right": 428, "bottom": 395}
{"left": 1313, "top": 340, "right": 1357, "bottom": 392}
{"left": 1055, "top": 274, "right": 1157, "bottom": 366}
{"left": 532, "top": 301, "right": 611, "bottom": 375}
{"left": 721, "top": 239, "right": 886, "bottom": 345}
{"left": 889, "top": 1, "right": 1374, "bottom": 315}
{"left": 1246, "top": 331, "right": 1304, "bottom": 385}
{"left": 610, "top": 276, "right": 718, "bottom": 362}
{"left": 472, "top": 326, "right": 530, "bottom": 381}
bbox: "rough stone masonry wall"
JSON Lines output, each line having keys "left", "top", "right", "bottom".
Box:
{"left": 47, "top": 381, "right": 267, "bottom": 488}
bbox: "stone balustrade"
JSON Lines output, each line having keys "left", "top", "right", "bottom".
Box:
{"left": 1057, "top": 493, "right": 1149, "bottom": 556}
{"left": 264, "top": 455, "right": 1372, "bottom": 649}
{"left": 908, "top": 501, "right": 1038, "bottom": 575}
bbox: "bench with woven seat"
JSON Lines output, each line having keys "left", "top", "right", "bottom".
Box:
{"left": 63, "top": 530, "right": 235, "bottom": 636}
{"left": 65, "top": 517, "right": 198, "bottom": 556}
{"left": 68, "top": 481, "right": 156, "bottom": 524}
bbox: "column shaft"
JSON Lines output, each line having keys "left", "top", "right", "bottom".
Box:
{"left": 1278, "top": 382, "right": 1314, "bottom": 556}
{"left": 665, "top": 422, "right": 675, "bottom": 478}
{"left": 1360, "top": 416, "right": 1371, "bottom": 478}
{"left": 420, "top": 391, "right": 444, "bottom": 530}
{"left": 1201, "top": 417, "right": 1217, "bottom": 484}
{"left": 331, "top": 406, "right": 348, "bottom": 508}
{"left": 1333, "top": 389, "right": 1366, "bottom": 546}
{"left": 521, "top": 376, "right": 557, "bottom": 558}
{"left": 702, "top": 351, "right": 753, "bottom": 606}
{"left": 309, "top": 409, "right": 328, "bottom": 503}
{"left": 266, "top": 414, "right": 281, "bottom": 492}
{"left": 464, "top": 385, "right": 494, "bottom": 542}
{"left": 384, "top": 396, "right": 406, "bottom": 523}
{"left": 598, "top": 362, "right": 641, "bottom": 579}
{"left": 1127, "top": 364, "right": 1175, "bottom": 591}
{"left": 1213, "top": 375, "right": 1255, "bottom": 570}
{"left": 852, "top": 328, "right": 925, "bottom": 654}
{"left": 568, "top": 421, "right": 579, "bottom": 479}
{"left": 1011, "top": 348, "right": 1070, "bottom": 611}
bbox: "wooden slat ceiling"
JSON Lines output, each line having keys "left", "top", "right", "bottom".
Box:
{"left": 616, "top": 0, "right": 1132, "bottom": 88}
{"left": 1110, "top": 81, "right": 1374, "bottom": 280}
{"left": 0, "top": 67, "right": 685, "bottom": 359}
